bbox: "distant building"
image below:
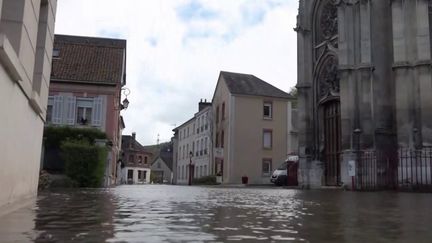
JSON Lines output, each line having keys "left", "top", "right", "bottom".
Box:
{"left": 46, "top": 34, "right": 127, "bottom": 186}
{"left": 120, "top": 133, "right": 152, "bottom": 184}
{"left": 0, "top": 0, "right": 57, "bottom": 212}
{"left": 173, "top": 100, "right": 212, "bottom": 184}
{"left": 212, "top": 71, "right": 296, "bottom": 184}
{"left": 151, "top": 142, "right": 174, "bottom": 184}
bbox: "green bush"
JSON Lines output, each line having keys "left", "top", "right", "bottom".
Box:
{"left": 44, "top": 126, "right": 107, "bottom": 149}
{"left": 61, "top": 140, "right": 107, "bottom": 187}
{"left": 43, "top": 126, "right": 107, "bottom": 172}
{"left": 192, "top": 175, "right": 217, "bottom": 185}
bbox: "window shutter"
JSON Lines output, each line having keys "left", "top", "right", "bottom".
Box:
{"left": 65, "top": 96, "right": 76, "bottom": 125}
{"left": 92, "top": 96, "right": 103, "bottom": 126}
{"left": 52, "top": 96, "right": 64, "bottom": 124}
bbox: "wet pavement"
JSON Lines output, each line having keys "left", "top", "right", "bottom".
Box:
{"left": 0, "top": 185, "right": 432, "bottom": 243}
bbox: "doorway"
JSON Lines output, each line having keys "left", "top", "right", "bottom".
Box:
{"left": 322, "top": 100, "right": 341, "bottom": 186}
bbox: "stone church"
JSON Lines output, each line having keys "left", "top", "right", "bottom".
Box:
{"left": 296, "top": 0, "right": 432, "bottom": 190}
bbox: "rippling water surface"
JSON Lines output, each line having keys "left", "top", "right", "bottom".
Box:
{"left": 1, "top": 185, "right": 432, "bottom": 242}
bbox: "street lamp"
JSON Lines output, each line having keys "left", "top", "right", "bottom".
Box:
{"left": 120, "top": 87, "right": 130, "bottom": 110}
{"left": 188, "top": 151, "right": 193, "bottom": 186}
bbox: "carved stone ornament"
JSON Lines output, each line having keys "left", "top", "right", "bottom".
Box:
{"left": 320, "top": 0, "right": 338, "bottom": 40}
{"left": 319, "top": 56, "right": 340, "bottom": 99}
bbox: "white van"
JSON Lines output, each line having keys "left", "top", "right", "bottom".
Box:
{"left": 270, "top": 155, "right": 299, "bottom": 186}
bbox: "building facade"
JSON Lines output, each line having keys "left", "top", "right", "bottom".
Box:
{"left": 212, "top": 71, "right": 295, "bottom": 184}
{"left": 173, "top": 100, "right": 212, "bottom": 184}
{"left": 150, "top": 142, "right": 173, "bottom": 184}
{"left": 120, "top": 133, "right": 152, "bottom": 184}
{"left": 0, "top": 0, "right": 57, "bottom": 213}
{"left": 296, "top": 0, "right": 432, "bottom": 189}
{"left": 47, "top": 34, "right": 127, "bottom": 186}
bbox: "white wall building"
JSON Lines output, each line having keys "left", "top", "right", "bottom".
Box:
{"left": 174, "top": 100, "right": 212, "bottom": 184}
{"left": 0, "top": 0, "right": 57, "bottom": 214}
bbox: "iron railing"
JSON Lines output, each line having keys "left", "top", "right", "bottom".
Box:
{"left": 356, "top": 148, "right": 432, "bottom": 191}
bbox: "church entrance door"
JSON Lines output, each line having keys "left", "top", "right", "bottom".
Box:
{"left": 323, "top": 100, "right": 341, "bottom": 186}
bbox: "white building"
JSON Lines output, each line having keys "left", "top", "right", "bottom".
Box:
{"left": 0, "top": 0, "right": 57, "bottom": 214}
{"left": 174, "top": 100, "right": 212, "bottom": 184}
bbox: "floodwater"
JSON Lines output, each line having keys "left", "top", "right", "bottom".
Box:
{"left": 0, "top": 185, "right": 432, "bottom": 243}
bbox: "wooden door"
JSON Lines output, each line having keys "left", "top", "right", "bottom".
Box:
{"left": 323, "top": 100, "right": 341, "bottom": 186}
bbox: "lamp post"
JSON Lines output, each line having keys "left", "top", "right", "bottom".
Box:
{"left": 120, "top": 87, "right": 130, "bottom": 110}
{"left": 188, "top": 151, "right": 193, "bottom": 186}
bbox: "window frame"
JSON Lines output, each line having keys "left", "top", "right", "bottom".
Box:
{"left": 263, "top": 101, "right": 273, "bottom": 119}
{"left": 263, "top": 129, "right": 273, "bottom": 149}
{"left": 262, "top": 158, "right": 272, "bottom": 177}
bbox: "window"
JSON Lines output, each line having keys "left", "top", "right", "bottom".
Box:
{"left": 204, "top": 165, "right": 207, "bottom": 176}
{"left": 138, "top": 156, "right": 142, "bottom": 164}
{"left": 222, "top": 102, "right": 225, "bottom": 120}
{"left": 77, "top": 107, "right": 92, "bottom": 125}
{"left": 138, "top": 170, "right": 144, "bottom": 181}
{"left": 263, "top": 130, "right": 272, "bottom": 149}
{"left": 76, "top": 98, "right": 93, "bottom": 125}
{"left": 52, "top": 48, "right": 60, "bottom": 58}
{"left": 46, "top": 105, "right": 53, "bottom": 123}
{"left": 216, "top": 106, "right": 219, "bottom": 124}
{"left": 221, "top": 130, "right": 224, "bottom": 148}
{"left": 262, "top": 159, "right": 272, "bottom": 177}
{"left": 187, "top": 127, "right": 189, "bottom": 137}
{"left": 129, "top": 155, "right": 134, "bottom": 162}
{"left": 263, "top": 102, "right": 272, "bottom": 119}
{"left": 127, "top": 170, "right": 133, "bottom": 180}
{"left": 157, "top": 162, "right": 161, "bottom": 169}
{"left": 204, "top": 137, "right": 208, "bottom": 154}
{"left": 215, "top": 132, "right": 219, "bottom": 147}
{"left": 144, "top": 156, "right": 148, "bottom": 164}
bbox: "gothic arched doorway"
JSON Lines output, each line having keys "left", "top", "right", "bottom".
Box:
{"left": 314, "top": 0, "right": 341, "bottom": 186}
{"left": 321, "top": 99, "right": 341, "bottom": 185}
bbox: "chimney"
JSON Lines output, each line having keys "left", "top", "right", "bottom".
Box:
{"left": 132, "top": 132, "right": 136, "bottom": 140}
{"left": 198, "top": 99, "right": 212, "bottom": 112}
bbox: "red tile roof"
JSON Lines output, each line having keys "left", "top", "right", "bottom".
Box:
{"left": 51, "top": 34, "right": 126, "bottom": 85}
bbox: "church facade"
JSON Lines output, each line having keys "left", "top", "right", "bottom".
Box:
{"left": 296, "top": 0, "right": 432, "bottom": 190}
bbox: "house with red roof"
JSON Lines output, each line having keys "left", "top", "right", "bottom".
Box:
{"left": 47, "top": 34, "right": 127, "bottom": 186}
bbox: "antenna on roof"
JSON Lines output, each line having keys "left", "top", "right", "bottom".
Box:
{"left": 157, "top": 133, "right": 160, "bottom": 145}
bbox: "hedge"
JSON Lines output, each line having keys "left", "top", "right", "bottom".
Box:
{"left": 192, "top": 175, "right": 218, "bottom": 185}
{"left": 44, "top": 126, "right": 107, "bottom": 149}
{"left": 61, "top": 140, "right": 107, "bottom": 187}
{"left": 43, "top": 126, "right": 107, "bottom": 172}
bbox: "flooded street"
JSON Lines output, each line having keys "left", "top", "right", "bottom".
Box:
{"left": 1, "top": 185, "right": 432, "bottom": 242}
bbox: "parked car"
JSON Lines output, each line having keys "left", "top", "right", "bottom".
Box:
{"left": 270, "top": 155, "right": 299, "bottom": 186}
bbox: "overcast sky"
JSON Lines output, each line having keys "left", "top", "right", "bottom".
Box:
{"left": 55, "top": 0, "right": 298, "bottom": 145}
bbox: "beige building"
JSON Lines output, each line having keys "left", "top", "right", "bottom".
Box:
{"left": 0, "top": 0, "right": 57, "bottom": 213}
{"left": 212, "top": 71, "right": 295, "bottom": 184}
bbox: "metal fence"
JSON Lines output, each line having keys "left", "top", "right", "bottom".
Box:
{"left": 356, "top": 148, "right": 432, "bottom": 191}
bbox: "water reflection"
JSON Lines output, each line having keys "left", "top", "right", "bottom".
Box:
{"left": 0, "top": 185, "right": 432, "bottom": 242}
{"left": 34, "top": 189, "right": 115, "bottom": 242}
